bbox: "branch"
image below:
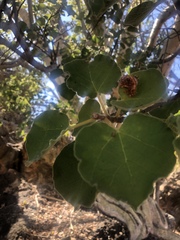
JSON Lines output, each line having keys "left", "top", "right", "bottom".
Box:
{"left": 0, "top": 58, "right": 23, "bottom": 69}
{"left": 0, "top": 0, "right": 7, "bottom": 20}
{"left": 151, "top": 47, "right": 180, "bottom": 64}
{"left": 95, "top": 193, "right": 180, "bottom": 240}
{"left": 0, "top": 19, "right": 30, "bottom": 53}
{"left": 158, "top": 14, "right": 180, "bottom": 76}
{"left": 75, "top": 0, "right": 89, "bottom": 38}
{"left": 147, "top": 5, "right": 177, "bottom": 49}
{"left": 27, "top": 0, "right": 33, "bottom": 28}
{"left": 0, "top": 36, "right": 56, "bottom": 73}
{"left": 0, "top": 18, "right": 50, "bottom": 66}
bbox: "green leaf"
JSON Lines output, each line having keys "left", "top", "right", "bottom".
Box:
{"left": 111, "top": 69, "right": 167, "bottom": 110}
{"left": 49, "top": 69, "right": 64, "bottom": 81}
{"left": 79, "top": 99, "right": 100, "bottom": 120}
{"left": 26, "top": 110, "right": 69, "bottom": 163}
{"left": 124, "top": 1, "right": 156, "bottom": 26}
{"left": 19, "top": 21, "right": 28, "bottom": 31}
{"left": 88, "top": 0, "right": 106, "bottom": 16}
{"left": 57, "top": 83, "right": 75, "bottom": 100}
{"left": 150, "top": 98, "right": 180, "bottom": 119}
{"left": 49, "top": 29, "right": 59, "bottom": 38}
{"left": 38, "top": 3, "right": 46, "bottom": 10}
{"left": 73, "top": 99, "right": 101, "bottom": 135}
{"left": 53, "top": 142, "right": 97, "bottom": 207}
{"left": 75, "top": 113, "right": 175, "bottom": 208}
{"left": 111, "top": 9, "right": 123, "bottom": 24}
{"left": 64, "top": 55, "right": 121, "bottom": 98}
{"left": 37, "top": 17, "right": 46, "bottom": 26}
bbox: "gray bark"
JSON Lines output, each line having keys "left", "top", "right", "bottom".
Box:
{"left": 95, "top": 193, "right": 180, "bottom": 240}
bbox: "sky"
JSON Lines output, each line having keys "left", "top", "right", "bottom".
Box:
{"left": 43, "top": 1, "right": 180, "bottom": 113}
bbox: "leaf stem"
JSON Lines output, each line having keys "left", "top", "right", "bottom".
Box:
{"left": 55, "top": 118, "right": 96, "bottom": 145}
{"left": 97, "top": 94, "right": 108, "bottom": 115}
{"left": 68, "top": 118, "right": 96, "bottom": 131}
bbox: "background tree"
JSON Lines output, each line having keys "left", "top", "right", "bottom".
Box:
{"left": 0, "top": 44, "right": 59, "bottom": 140}
{"left": 0, "top": 0, "right": 180, "bottom": 239}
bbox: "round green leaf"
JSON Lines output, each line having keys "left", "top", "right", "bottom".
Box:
{"left": 75, "top": 113, "right": 175, "bottom": 208}
{"left": 73, "top": 99, "right": 101, "bottom": 135}
{"left": 53, "top": 142, "right": 97, "bottom": 207}
{"left": 65, "top": 60, "right": 92, "bottom": 97}
{"left": 124, "top": 1, "right": 155, "bottom": 27}
{"left": 57, "top": 83, "right": 75, "bottom": 100}
{"left": 65, "top": 55, "right": 121, "bottom": 98}
{"left": 26, "top": 110, "right": 69, "bottom": 163}
{"left": 78, "top": 99, "right": 100, "bottom": 121}
{"left": 111, "top": 69, "right": 167, "bottom": 110}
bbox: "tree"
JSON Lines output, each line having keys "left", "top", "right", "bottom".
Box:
{"left": 0, "top": 46, "right": 58, "bottom": 139}
{"left": 1, "top": 0, "right": 180, "bottom": 239}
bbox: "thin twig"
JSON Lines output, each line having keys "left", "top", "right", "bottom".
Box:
{"left": 35, "top": 194, "right": 40, "bottom": 208}
{"left": 39, "top": 194, "right": 62, "bottom": 202}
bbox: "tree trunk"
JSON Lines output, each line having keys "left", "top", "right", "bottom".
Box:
{"left": 95, "top": 193, "right": 179, "bottom": 240}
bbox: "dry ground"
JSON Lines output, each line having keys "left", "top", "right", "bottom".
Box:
{"left": 0, "top": 157, "right": 180, "bottom": 240}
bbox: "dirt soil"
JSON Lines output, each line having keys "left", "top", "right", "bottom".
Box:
{"left": 0, "top": 154, "right": 180, "bottom": 240}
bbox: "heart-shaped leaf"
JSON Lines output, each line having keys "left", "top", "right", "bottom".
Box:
{"left": 73, "top": 99, "right": 101, "bottom": 135}
{"left": 53, "top": 142, "right": 97, "bottom": 207}
{"left": 75, "top": 113, "right": 175, "bottom": 208}
{"left": 64, "top": 55, "right": 121, "bottom": 98}
{"left": 150, "top": 98, "right": 180, "bottom": 119}
{"left": 26, "top": 110, "right": 69, "bottom": 163}
{"left": 124, "top": 1, "right": 156, "bottom": 26}
{"left": 78, "top": 99, "right": 101, "bottom": 121}
{"left": 111, "top": 69, "right": 167, "bottom": 110}
{"left": 57, "top": 83, "right": 75, "bottom": 100}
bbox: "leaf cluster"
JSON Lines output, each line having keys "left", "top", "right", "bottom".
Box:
{"left": 26, "top": 53, "right": 179, "bottom": 209}
{"left": 1, "top": 0, "right": 180, "bottom": 218}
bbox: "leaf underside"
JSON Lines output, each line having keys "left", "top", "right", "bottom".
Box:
{"left": 53, "top": 142, "right": 97, "bottom": 208}
{"left": 64, "top": 54, "right": 121, "bottom": 98}
{"left": 26, "top": 110, "right": 69, "bottom": 163}
{"left": 75, "top": 113, "right": 175, "bottom": 208}
{"left": 124, "top": 1, "right": 156, "bottom": 27}
{"left": 73, "top": 99, "right": 101, "bottom": 135}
